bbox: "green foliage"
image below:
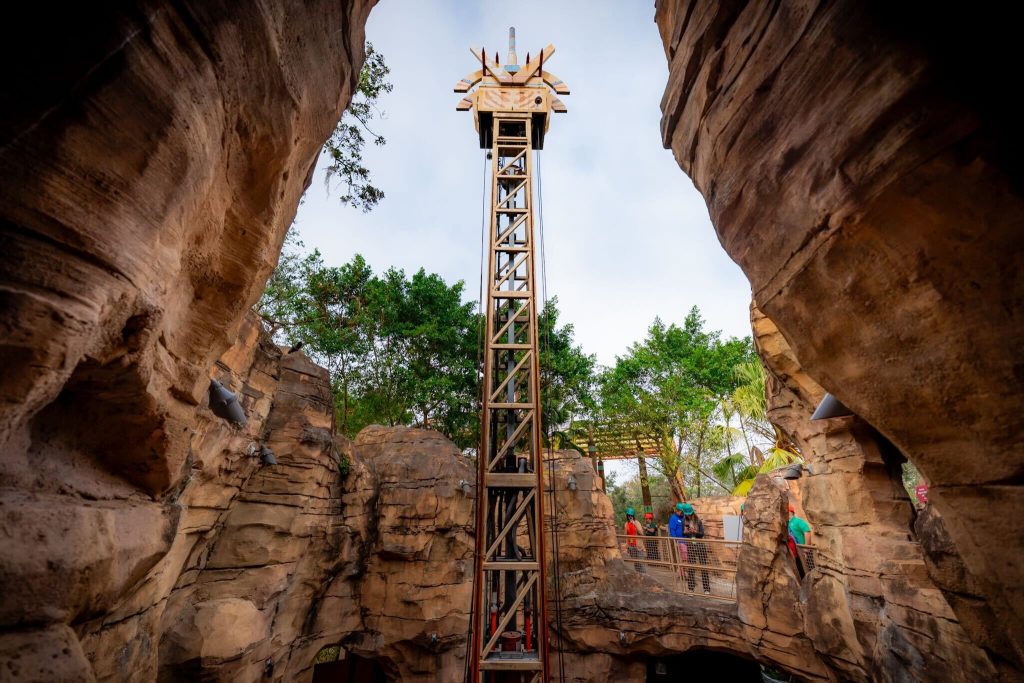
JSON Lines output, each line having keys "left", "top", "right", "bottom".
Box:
{"left": 324, "top": 42, "right": 393, "bottom": 212}
{"left": 337, "top": 452, "right": 350, "bottom": 477}
{"left": 256, "top": 246, "right": 479, "bottom": 447}
{"left": 257, "top": 248, "right": 595, "bottom": 452}
{"left": 314, "top": 646, "right": 341, "bottom": 664}
{"left": 902, "top": 461, "right": 925, "bottom": 507}
{"left": 605, "top": 470, "right": 676, "bottom": 528}
{"left": 596, "top": 307, "right": 754, "bottom": 500}
{"left": 723, "top": 358, "right": 804, "bottom": 495}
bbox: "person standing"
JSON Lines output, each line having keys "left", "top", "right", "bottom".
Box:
{"left": 680, "top": 503, "right": 711, "bottom": 594}
{"left": 642, "top": 512, "right": 661, "bottom": 561}
{"left": 788, "top": 504, "right": 813, "bottom": 575}
{"left": 624, "top": 507, "right": 645, "bottom": 573}
{"left": 788, "top": 504, "right": 812, "bottom": 545}
{"left": 668, "top": 502, "right": 687, "bottom": 581}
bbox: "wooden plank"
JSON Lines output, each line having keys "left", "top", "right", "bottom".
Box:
{"left": 470, "top": 47, "right": 511, "bottom": 81}
{"left": 490, "top": 300, "right": 530, "bottom": 345}
{"left": 489, "top": 351, "right": 532, "bottom": 402}
{"left": 483, "top": 561, "right": 540, "bottom": 571}
{"left": 493, "top": 252, "right": 528, "bottom": 289}
{"left": 484, "top": 490, "right": 536, "bottom": 559}
{"left": 495, "top": 213, "right": 528, "bottom": 245}
{"left": 487, "top": 415, "right": 533, "bottom": 471}
{"left": 484, "top": 472, "right": 536, "bottom": 488}
{"left": 541, "top": 70, "right": 570, "bottom": 94}
{"left": 496, "top": 181, "right": 528, "bottom": 208}
{"left": 511, "top": 44, "right": 555, "bottom": 84}
{"left": 454, "top": 69, "right": 483, "bottom": 92}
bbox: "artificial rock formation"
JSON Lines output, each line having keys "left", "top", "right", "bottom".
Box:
{"left": 657, "top": 0, "right": 1024, "bottom": 674}
{"left": 0, "top": 1, "right": 376, "bottom": 679}
{"left": 2, "top": 312, "right": 476, "bottom": 682}
{"left": 753, "top": 304, "right": 996, "bottom": 681}
{"left": 547, "top": 451, "right": 831, "bottom": 682}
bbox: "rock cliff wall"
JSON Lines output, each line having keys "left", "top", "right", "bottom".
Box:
{"left": 753, "top": 304, "right": 996, "bottom": 681}
{"left": 1, "top": 312, "right": 475, "bottom": 682}
{"left": 656, "top": 0, "right": 1023, "bottom": 674}
{"left": 0, "top": 2, "right": 374, "bottom": 680}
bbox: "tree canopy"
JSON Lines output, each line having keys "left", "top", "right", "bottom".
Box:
{"left": 257, "top": 244, "right": 479, "bottom": 445}
{"left": 595, "top": 307, "right": 754, "bottom": 501}
{"left": 258, "top": 239, "right": 791, "bottom": 504}
{"left": 256, "top": 246, "right": 595, "bottom": 452}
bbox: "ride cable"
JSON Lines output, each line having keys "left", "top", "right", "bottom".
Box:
{"left": 536, "top": 150, "right": 567, "bottom": 683}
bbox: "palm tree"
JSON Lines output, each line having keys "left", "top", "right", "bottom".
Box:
{"left": 725, "top": 360, "right": 802, "bottom": 496}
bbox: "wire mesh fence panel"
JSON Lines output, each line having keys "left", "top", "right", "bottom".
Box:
{"left": 796, "top": 544, "right": 815, "bottom": 571}
{"left": 615, "top": 535, "right": 739, "bottom": 601}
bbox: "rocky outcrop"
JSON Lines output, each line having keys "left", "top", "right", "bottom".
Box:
{"left": 753, "top": 304, "right": 996, "bottom": 681}
{"left": 67, "top": 315, "right": 351, "bottom": 682}
{"left": 657, "top": 0, "right": 1023, "bottom": 674}
{"left": 1, "top": 1, "right": 373, "bottom": 680}
{"left": 326, "top": 426, "right": 476, "bottom": 682}
{"left": 546, "top": 451, "right": 831, "bottom": 682}
{"left": 1, "top": 312, "right": 476, "bottom": 682}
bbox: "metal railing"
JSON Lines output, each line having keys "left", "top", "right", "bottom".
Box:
{"left": 615, "top": 534, "right": 741, "bottom": 601}
{"left": 795, "top": 543, "right": 815, "bottom": 572}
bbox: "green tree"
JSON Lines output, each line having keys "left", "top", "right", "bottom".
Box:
{"left": 259, "top": 241, "right": 597, "bottom": 452}
{"left": 324, "top": 42, "right": 393, "bottom": 211}
{"left": 597, "top": 307, "right": 753, "bottom": 502}
{"left": 255, "top": 251, "right": 480, "bottom": 446}
{"left": 723, "top": 359, "right": 802, "bottom": 496}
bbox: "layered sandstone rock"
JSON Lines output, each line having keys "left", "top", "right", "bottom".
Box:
{"left": 2, "top": 312, "right": 475, "bottom": 682}
{"left": 657, "top": 0, "right": 1023, "bottom": 674}
{"left": 1, "top": 2, "right": 373, "bottom": 680}
{"left": 329, "top": 426, "right": 476, "bottom": 682}
{"left": 753, "top": 305, "right": 996, "bottom": 681}
{"left": 546, "top": 451, "right": 831, "bottom": 682}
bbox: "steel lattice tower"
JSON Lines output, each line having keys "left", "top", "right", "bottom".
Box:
{"left": 456, "top": 27, "right": 569, "bottom": 683}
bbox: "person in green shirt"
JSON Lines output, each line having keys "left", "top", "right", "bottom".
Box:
{"left": 788, "top": 504, "right": 812, "bottom": 545}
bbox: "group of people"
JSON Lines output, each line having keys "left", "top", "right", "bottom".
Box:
{"left": 622, "top": 501, "right": 815, "bottom": 592}
{"left": 623, "top": 502, "right": 711, "bottom": 594}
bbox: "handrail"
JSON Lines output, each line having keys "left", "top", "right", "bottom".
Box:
{"left": 615, "top": 534, "right": 741, "bottom": 601}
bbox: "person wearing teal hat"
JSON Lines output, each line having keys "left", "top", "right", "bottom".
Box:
{"left": 624, "top": 506, "right": 645, "bottom": 573}
{"left": 681, "top": 503, "right": 710, "bottom": 594}
{"left": 668, "top": 501, "right": 710, "bottom": 594}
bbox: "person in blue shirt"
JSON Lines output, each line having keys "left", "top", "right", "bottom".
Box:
{"left": 668, "top": 502, "right": 685, "bottom": 539}
{"left": 670, "top": 502, "right": 710, "bottom": 589}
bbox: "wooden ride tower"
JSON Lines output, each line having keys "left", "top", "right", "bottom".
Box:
{"left": 456, "top": 27, "right": 568, "bottom": 683}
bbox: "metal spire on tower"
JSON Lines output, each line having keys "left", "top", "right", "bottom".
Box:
{"left": 506, "top": 27, "right": 518, "bottom": 71}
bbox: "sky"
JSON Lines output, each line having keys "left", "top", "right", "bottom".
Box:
{"left": 292, "top": 0, "right": 754, "bottom": 370}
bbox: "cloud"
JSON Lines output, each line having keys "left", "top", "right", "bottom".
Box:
{"left": 293, "top": 0, "right": 753, "bottom": 368}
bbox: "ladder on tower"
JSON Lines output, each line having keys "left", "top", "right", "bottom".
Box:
{"left": 455, "top": 27, "right": 569, "bottom": 683}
